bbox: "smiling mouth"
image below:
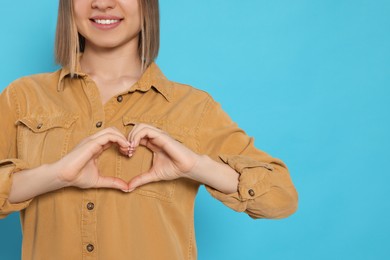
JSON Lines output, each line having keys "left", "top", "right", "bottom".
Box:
{"left": 92, "top": 19, "right": 121, "bottom": 25}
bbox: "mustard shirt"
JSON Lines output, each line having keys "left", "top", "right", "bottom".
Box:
{"left": 0, "top": 63, "right": 298, "bottom": 259}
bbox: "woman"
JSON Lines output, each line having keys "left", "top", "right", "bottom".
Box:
{"left": 0, "top": 0, "right": 298, "bottom": 259}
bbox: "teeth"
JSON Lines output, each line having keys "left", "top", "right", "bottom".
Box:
{"left": 94, "top": 19, "right": 119, "bottom": 25}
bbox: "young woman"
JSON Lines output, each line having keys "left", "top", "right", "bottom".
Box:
{"left": 0, "top": 0, "right": 298, "bottom": 259}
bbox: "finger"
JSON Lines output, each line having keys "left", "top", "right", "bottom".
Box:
{"left": 127, "top": 172, "right": 159, "bottom": 192}
{"left": 88, "top": 127, "right": 129, "bottom": 147}
{"left": 92, "top": 132, "right": 131, "bottom": 150}
{"left": 127, "top": 124, "right": 165, "bottom": 157}
{"left": 95, "top": 176, "right": 129, "bottom": 192}
{"left": 128, "top": 124, "right": 164, "bottom": 147}
{"left": 72, "top": 133, "right": 131, "bottom": 166}
{"left": 76, "top": 127, "right": 123, "bottom": 147}
{"left": 91, "top": 126, "right": 123, "bottom": 139}
{"left": 119, "top": 145, "right": 131, "bottom": 156}
{"left": 130, "top": 128, "right": 169, "bottom": 151}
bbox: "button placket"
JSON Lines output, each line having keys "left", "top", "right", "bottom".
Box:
{"left": 81, "top": 190, "right": 98, "bottom": 257}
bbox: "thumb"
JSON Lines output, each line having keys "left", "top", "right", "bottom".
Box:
{"left": 95, "top": 176, "right": 129, "bottom": 192}
{"left": 127, "top": 171, "right": 159, "bottom": 192}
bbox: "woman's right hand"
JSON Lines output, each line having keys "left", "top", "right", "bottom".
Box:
{"left": 54, "top": 127, "right": 131, "bottom": 191}
{"left": 9, "top": 127, "right": 131, "bottom": 204}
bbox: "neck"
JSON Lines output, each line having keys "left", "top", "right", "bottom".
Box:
{"left": 80, "top": 42, "right": 143, "bottom": 81}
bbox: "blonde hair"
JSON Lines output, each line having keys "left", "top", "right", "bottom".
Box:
{"left": 55, "top": 0, "right": 160, "bottom": 76}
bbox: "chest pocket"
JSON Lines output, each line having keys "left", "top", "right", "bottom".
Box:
{"left": 16, "top": 113, "right": 78, "bottom": 168}
{"left": 121, "top": 117, "right": 190, "bottom": 202}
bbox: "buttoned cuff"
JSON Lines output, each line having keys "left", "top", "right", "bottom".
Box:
{"left": 0, "top": 159, "right": 32, "bottom": 218}
{"left": 205, "top": 155, "right": 274, "bottom": 213}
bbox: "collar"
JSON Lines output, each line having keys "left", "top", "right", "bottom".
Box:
{"left": 57, "top": 62, "right": 173, "bottom": 102}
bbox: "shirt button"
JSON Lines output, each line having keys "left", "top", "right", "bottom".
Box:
{"left": 117, "top": 95, "right": 123, "bottom": 102}
{"left": 87, "top": 202, "right": 95, "bottom": 210}
{"left": 96, "top": 121, "right": 103, "bottom": 128}
{"left": 86, "top": 244, "right": 94, "bottom": 252}
{"left": 248, "top": 189, "right": 255, "bottom": 197}
{"left": 37, "top": 123, "right": 43, "bottom": 129}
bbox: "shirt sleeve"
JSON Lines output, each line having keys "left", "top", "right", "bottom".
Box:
{"left": 0, "top": 84, "right": 32, "bottom": 219}
{"left": 198, "top": 96, "right": 298, "bottom": 219}
{"left": 0, "top": 159, "right": 32, "bottom": 219}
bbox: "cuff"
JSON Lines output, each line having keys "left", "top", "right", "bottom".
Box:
{"left": 0, "top": 159, "right": 32, "bottom": 218}
{"left": 205, "top": 155, "right": 274, "bottom": 212}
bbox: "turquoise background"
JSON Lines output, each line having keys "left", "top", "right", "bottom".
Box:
{"left": 1, "top": 0, "right": 389, "bottom": 259}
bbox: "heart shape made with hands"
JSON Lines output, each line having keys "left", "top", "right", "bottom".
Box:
{"left": 69, "top": 124, "right": 196, "bottom": 193}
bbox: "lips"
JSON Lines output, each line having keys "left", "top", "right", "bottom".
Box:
{"left": 90, "top": 16, "right": 123, "bottom": 29}
{"left": 93, "top": 19, "right": 120, "bottom": 25}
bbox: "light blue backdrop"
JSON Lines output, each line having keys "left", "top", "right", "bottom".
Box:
{"left": 1, "top": 1, "right": 389, "bottom": 259}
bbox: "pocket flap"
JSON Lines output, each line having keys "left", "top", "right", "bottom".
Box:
{"left": 17, "top": 113, "right": 78, "bottom": 133}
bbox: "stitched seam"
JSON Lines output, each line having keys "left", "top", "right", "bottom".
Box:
{"left": 188, "top": 223, "right": 193, "bottom": 260}
{"left": 10, "top": 84, "right": 21, "bottom": 120}
{"left": 194, "top": 94, "right": 213, "bottom": 154}
{"left": 11, "top": 85, "right": 26, "bottom": 164}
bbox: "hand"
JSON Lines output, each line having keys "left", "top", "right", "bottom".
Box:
{"left": 127, "top": 124, "right": 200, "bottom": 191}
{"left": 54, "top": 127, "right": 131, "bottom": 191}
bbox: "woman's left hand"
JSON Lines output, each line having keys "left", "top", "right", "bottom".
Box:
{"left": 126, "top": 124, "right": 200, "bottom": 191}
